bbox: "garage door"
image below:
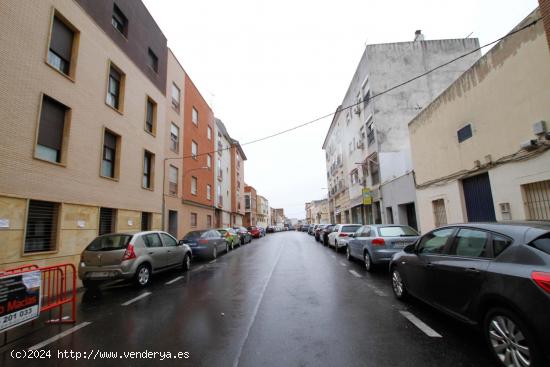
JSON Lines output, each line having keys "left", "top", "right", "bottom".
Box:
{"left": 462, "top": 173, "right": 496, "bottom": 222}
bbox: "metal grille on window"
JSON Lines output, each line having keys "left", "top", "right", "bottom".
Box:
{"left": 24, "top": 200, "right": 59, "bottom": 253}
{"left": 99, "top": 207, "right": 115, "bottom": 236}
{"left": 523, "top": 180, "right": 550, "bottom": 220}
{"left": 432, "top": 199, "right": 448, "bottom": 227}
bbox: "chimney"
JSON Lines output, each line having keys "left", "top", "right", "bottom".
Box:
{"left": 414, "top": 30, "right": 424, "bottom": 42}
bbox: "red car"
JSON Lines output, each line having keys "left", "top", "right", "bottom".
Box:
{"left": 247, "top": 226, "right": 261, "bottom": 238}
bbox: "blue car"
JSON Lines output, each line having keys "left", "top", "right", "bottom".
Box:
{"left": 346, "top": 225, "right": 420, "bottom": 272}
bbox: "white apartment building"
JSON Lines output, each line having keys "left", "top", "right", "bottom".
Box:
{"left": 214, "top": 118, "right": 233, "bottom": 227}
{"left": 323, "top": 32, "right": 481, "bottom": 229}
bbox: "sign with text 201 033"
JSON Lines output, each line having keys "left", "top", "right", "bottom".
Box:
{"left": 0, "top": 270, "right": 41, "bottom": 332}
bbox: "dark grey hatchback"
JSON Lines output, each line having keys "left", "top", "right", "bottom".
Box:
{"left": 389, "top": 222, "right": 550, "bottom": 367}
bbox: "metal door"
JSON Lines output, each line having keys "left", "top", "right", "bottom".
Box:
{"left": 462, "top": 173, "right": 496, "bottom": 222}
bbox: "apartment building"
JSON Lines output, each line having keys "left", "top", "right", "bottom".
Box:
{"left": 162, "top": 49, "right": 186, "bottom": 238}
{"left": 243, "top": 185, "right": 257, "bottom": 227}
{"left": 214, "top": 118, "right": 233, "bottom": 227}
{"left": 323, "top": 33, "right": 480, "bottom": 229}
{"left": 271, "top": 208, "right": 285, "bottom": 227}
{"left": 0, "top": 0, "right": 167, "bottom": 270}
{"left": 305, "top": 199, "right": 330, "bottom": 224}
{"left": 181, "top": 74, "right": 215, "bottom": 231}
{"left": 230, "top": 142, "right": 246, "bottom": 226}
{"left": 256, "top": 195, "right": 270, "bottom": 228}
{"left": 410, "top": 9, "right": 550, "bottom": 233}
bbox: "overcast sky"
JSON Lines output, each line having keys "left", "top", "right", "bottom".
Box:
{"left": 143, "top": 0, "right": 539, "bottom": 220}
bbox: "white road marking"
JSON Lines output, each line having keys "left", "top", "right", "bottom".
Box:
{"left": 339, "top": 262, "right": 347, "bottom": 267}
{"left": 121, "top": 292, "right": 152, "bottom": 306}
{"left": 232, "top": 242, "right": 284, "bottom": 367}
{"left": 193, "top": 265, "right": 205, "bottom": 272}
{"left": 209, "top": 259, "right": 217, "bottom": 264}
{"left": 165, "top": 276, "right": 184, "bottom": 285}
{"left": 399, "top": 311, "right": 442, "bottom": 338}
{"left": 366, "top": 283, "right": 388, "bottom": 297}
{"left": 28, "top": 322, "right": 92, "bottom": 350}
{"left": 349, "top": 270, "right": 362, "bottom": 278}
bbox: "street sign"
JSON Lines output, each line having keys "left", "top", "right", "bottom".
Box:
{"left": 0, "top": 270, "right": 41, "bottom": 332}
{"left": 362, "top": 188, "right": 372, "bottom": 205}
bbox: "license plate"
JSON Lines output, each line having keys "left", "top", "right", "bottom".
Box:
{"left": 393, "top": 242, "right": 410, "bottom": 248}
{"left": 89, "top": 271, "right": 112, "bottom": 279}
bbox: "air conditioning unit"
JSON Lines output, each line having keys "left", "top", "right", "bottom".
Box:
{"left": 354, "top": 106, "right": 361, "bottom": 115}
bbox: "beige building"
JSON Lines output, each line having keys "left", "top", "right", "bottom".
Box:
{"left": 256, "top": 195, "right": 269, "bottom": 228}
{"left": 0, "top": 0, "right": 167, "bottom": 270}
{"left": 409, "top": 9, "right": 550, "bottom": 233}
{"left": 305, "top": 199, "right": 330, "bottom": 224}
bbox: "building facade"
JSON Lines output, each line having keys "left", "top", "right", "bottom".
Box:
{"left": 214, "top": 118, "right": 233, "bottom": 228}
{"left": 323, "top": 33, "right": 481, "bottom": 229}
{"left": 230, "top": 142, "right": 246, "bottom": 226}
{"left": 181, "top": 74, "right": 215, "bottom": 232}
{"left": 243, "top": 184, "right": 257, "bottom": 227}
{"left": 0, "top": 0, "right": 168, "bottom": 271}
{"left": 409, "top": 10, "right": 550, "bottom": 233}
{"left": 271, "top": 208, "right": 285, "bottom": 227}
{"left": 256, "top": 195, "right": 269, "bottom": 228}
{"left": 305, "top": 199, "right": 330, "bottom": 224}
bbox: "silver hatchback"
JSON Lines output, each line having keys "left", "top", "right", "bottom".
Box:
{"left": 78, "top": 231, "right": 192, "bottom": 288}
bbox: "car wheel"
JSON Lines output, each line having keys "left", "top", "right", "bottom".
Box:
{"left": 134, "top": 264, "right": 151, "bottom": 287}
{"left": 484, "top": 307, "right": 544, "bottom": 367}
{"left": 346, "top": 247, "right": 352, "bottom": 261}
{"left": 212, "top": 246, "right": 218, "bottom": 260}
{"left": 364, "top": 251, "right": 374, "bottom": 272}
{"left": 225, "top": 243, "right": 230, "bottom": 253}
{"left": 334, "top": 240, "right": 339, "bottom": 252}
{"left": 241, "top": 237, "right": 245, "bottom": 246}
{"left": 391, "top": 268, "right": 408, "bottom": 300}
{"left": 182, "top": 253, "right": 191, "bottom": 272}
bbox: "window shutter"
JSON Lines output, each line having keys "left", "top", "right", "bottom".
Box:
{"left": 50, "top": 17, "right": 73, "bottom": 61}
{"left": 38, "top": 96, "right": 66, "bottom": 151}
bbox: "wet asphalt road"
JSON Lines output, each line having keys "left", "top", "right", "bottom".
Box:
{"left": 0, "top": 231, "right": 499, "bottom": 367}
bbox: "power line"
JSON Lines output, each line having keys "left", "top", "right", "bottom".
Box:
{"left": 171, "top": 17, "right": 541, "bottom": 162}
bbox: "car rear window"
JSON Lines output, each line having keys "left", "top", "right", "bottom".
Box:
{"left": 378, "top": 226, "right": 419, "bottom": 237}
{"left": 86, "top": 234, "right": 131, "bottom": 251}
{"left": 530, "top": 233, "right": 550, "bottom": 256}
{"left": 342, "top": 225, "right": 361, "bottom": 232}
{"left": 183, "top": 231, "right": 204, "bottom": 240}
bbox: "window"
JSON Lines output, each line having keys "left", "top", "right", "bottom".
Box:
{"left": 432, "top": 199, "right": 447, "bottom": 228}
{"left": 143, "top": 150, "right": 154, "bottom": 189}
{"left": 449, "top": 229, "right": 490, "bottom": 258}
{"left": 112, "top": 4, "right": 128, "bottom": 36}
{"left": 529, "top": 234, "right": 550, "bottom": 256}
{"left": 493, "top": 234, "right": 513, "bottom": 257}
{"left": 192, "top": 107, "right": 198, "bottom": 125}
{"left": 379, "top": 226, "right": 418, "bottom": 237}
{"left": 168, "top": 210, "right": 178, "bottom": 237}
{"left": 160, "top": 233, "right": 177, "bottom": 247}
{"left": 191, "top": 141, "right": 198, "bottom": 159}
{"left": 207, "top": 154, "right": 212, "bottom": 168}
{"left": 362, "top": 88, "right": 371, "bottom": 109}
{"left": 145, "top": 98, "right": 156, "bottom": 134}
{"left": 141, "top": 212, "right": 151, "bottom": 231}
{"left": 366, "top": 119, "right": 375, "bottom": 146}
{"left": 101, "top": 130, "right": 119, "bottom": 179}
{"left": 346, "top": 111, "right": 351, "bottom": 125}
{"left": 207, "top": 215, "right": 212, "bottom": 228}
{"left": 106, "top": 63, "right": 124, "bottom": 111}
{"left": 369, "top": 155, "right": 380, "bottom": 186}
{"left": 171, "top": 83, "right": 180, "bottom": 111}
{"left": 99, "top": 207, "right": 116, "bottom": 236}
{"left": 170, "top": 123, "right": 179, "bottom": 152}
{"left": 207, "top": 184, "right": 212, "bottom": 200}
{"left": 147, "top": 48, "right": 158, "bottom": 73}
{"left": 245, "top": 194, "right": 251, "bottom": 210}
{"left": 457, "top": 124, "right": 473, "bottom": 143}
{"left": 24, "top": 200, "right": 59, "bottom": 253}
{"left": 191, "top": 213, "right": 197, "bottom": 227}
{"left": 418, "top": 228, "right": 454, "bottom": 254}
{"left": 207, "top": 126, "right": 212, "bottom": 140}
{"left": 36, "top": 95, "right": 69, "bottom": 164}
{"left": 143, "top": 233, "right": 162, "bottom": 247}
{"left": 168, "top": 165, "right": 178, "bottom": 195}
{"left": 522, "top": 180, "right": 550, "bottom": 220}
{"left": 191, "top": 176, "right": 197, "bottom": 195}
{"left": 48, "top": 14, "right": 76, "bottom": 76}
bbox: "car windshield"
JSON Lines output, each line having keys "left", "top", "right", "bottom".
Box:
{"left": 86, "top": 234, "right": 132, "bottom": 251}
{"left": 342, "top": 225, "right": 361, "bottom": 232}
{"left": 218, "top": 230, "right": 227, "bottom": 235}
{"left": 378, "top": 226, "right": 419, "bottom": 237}
{"left": 183, "top": 231, "right": 205, "bottom": 240}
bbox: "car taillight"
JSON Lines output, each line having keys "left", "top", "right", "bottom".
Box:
{"left": 122, "top": 244, "right": 136, "bottom": 260}
{"left": 339, "top": 233, "right": 348, "bottom": 237}
{"left": 198, "top": 239, "right": 208, "bottom": 245}
{"left": 372, "top": 238, "right": 385, "bottom": 246}
{"left": 532, "top": 272, "right": 550, "bottom": 294}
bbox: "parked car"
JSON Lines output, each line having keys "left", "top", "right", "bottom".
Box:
{"left": 266, "top": 225, "right": 275, "bottom": 233}
{"left": 78, "top": 231, "right": 192, "bottom": 288}
{"left": 233, "top": 226, "right": 252, "bottom": 245}
{"left": 301, "top": 224, "right": 310, "bottom": 232}
{"left": 181, "top": 229, "right": 229, "bottom": 260}
{"left": 308, "top": 224, "right": 318, "bottom": 235}
{"left": 315, "top": 225, "right": 328, "bottom": 242}
{"left": 258, "top": 227, "right": 266, "bottom": 236}
{"left": 217, "top": 227, "right": 240, "bottom": 250}
{"left": 320, "top": 224, "right": 335, "bottom": 245}
{"left": 248, "top": 226, "right": 262, "bottom": 238}
{"left": 327, "top": 224, "right": 362, "bottom": 252}
{"left": 346, "top": 225, "right": 420, "bottom": 271}
{"left": 390, "top": 222, "right": 550, "bottom": 367}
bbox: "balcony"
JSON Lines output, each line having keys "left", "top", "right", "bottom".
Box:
{"left": 217, "top": 169, "right": 223, "bottom": 181}
{"left": 217, "top": 195, "right": 223, "bottom": 208}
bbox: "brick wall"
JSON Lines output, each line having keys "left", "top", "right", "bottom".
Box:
{"left": 540, "top": 0, "right": 550, "bottom": 51}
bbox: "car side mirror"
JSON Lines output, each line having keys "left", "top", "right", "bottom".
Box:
{"left": 404, "top": 243, "right": 416, "bottom": 253}
{"left": 350, "top": 233, "right": 355, "bottom": 238}
{"left": 177, "top": 240, "right": 184, "bottom": 246}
